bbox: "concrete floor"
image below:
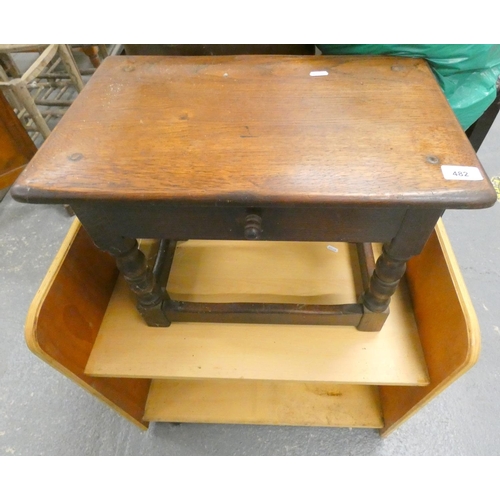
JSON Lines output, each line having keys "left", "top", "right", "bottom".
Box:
{"left": 1, "top": 101, "right": 500, "bottom": 457}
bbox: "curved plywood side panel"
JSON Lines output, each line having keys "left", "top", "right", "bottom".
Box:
{"left": 25, "top": 219, "right": 150, "bottom": 430}
{"left": 380, "top": 219, "right": 480, "bottom": 436}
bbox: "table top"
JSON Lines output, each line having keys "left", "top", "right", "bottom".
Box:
{"left": 12, "top": 55, "right": 496, "bottom": 209}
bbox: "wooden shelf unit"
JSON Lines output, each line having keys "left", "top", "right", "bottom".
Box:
{"left": 25, "top": 219, "right": 479, "bottom": 437}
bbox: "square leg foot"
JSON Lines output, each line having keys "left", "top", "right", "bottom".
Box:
{"left": 357, "top": 305, "right": 389, "bottom": 331}
{"left": 137, "top": 301, "right": 171, "bottom": 327}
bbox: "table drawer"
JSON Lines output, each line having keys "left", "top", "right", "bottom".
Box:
{"left": 81, "top": 203, "right": 407, "bottom": 243}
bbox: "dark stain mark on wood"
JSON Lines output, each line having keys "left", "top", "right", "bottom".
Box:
{"left": 312, "top": 389, "right": 343, "bottom": 397}
{"left": 240, "top": 125, "right": 257, "bottom": 138}
{"left": 69, "top": 153, "right": 84, "bottom": 162}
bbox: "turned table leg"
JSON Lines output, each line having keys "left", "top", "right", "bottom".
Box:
{"left": 72, "top": 205, "right": 171, "bottom": 326}
{"left": 362, "top": 244, "right": 408, "bottom": 313}
{"left": 104, "top": 236, "right": 171, "bottom": 326}
{"left": 358, "top": 209, "right": 443, "bottom": 331}
{"left": 113, "top": 237, "right": 170, "bottom": 326}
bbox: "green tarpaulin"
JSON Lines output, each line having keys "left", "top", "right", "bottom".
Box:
{"left": 317, "top": 44, "right": 500, "bottom": 130}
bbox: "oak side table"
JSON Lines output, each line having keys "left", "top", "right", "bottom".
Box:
{"left": 11, "top": 55, "right": 496, "bottom": 331}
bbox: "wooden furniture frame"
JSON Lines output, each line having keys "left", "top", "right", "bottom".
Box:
{"left": 72, "top": 44, "right": 124, "bottom": 70}
{"left": 11, "top": 55, "right": 496, "bottom": 332}
{"left": 0, "top": 91, "right": 36, "bottom": 197}
{"left": 0, "top": 44, "right": 84, "bottom": 141}
{"left": 25, "top": 219, "right": 481, "bottom": 436}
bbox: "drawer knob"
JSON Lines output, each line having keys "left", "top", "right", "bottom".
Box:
{"left": 244, "top": 214, "right": 262, "bottom": 240}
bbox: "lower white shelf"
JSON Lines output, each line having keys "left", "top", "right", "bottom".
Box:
{"left": 145, "top": 380, "right": 383, "bottom": 428}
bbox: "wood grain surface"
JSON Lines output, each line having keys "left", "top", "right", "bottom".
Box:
{"left": 380, "top": 219, "right": 480, "bottom": 436}
{"left": 144, "top": 380, "right": 384, "bottom": 428}
{"left": 85, "top": 240, "right": 430, "bottom": 386}
{"left": 24, "top": 220, "right": 150, "bottom": 429}
{"left": 12, "top": 55, "right": 496, "bottom": 209}
{"left": 26, "top": 219, "right": 478, "bottom": 433}
{"left": 0, "top": 91, "right": 36, "bottom": 190}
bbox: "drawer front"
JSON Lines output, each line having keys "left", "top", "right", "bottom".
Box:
{"left": 82, "top": 203, "right": 407, "bottom": 243}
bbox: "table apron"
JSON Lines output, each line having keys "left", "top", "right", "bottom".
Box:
{"left": 71, "top": 203, "right": 408, "bottom": 243}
